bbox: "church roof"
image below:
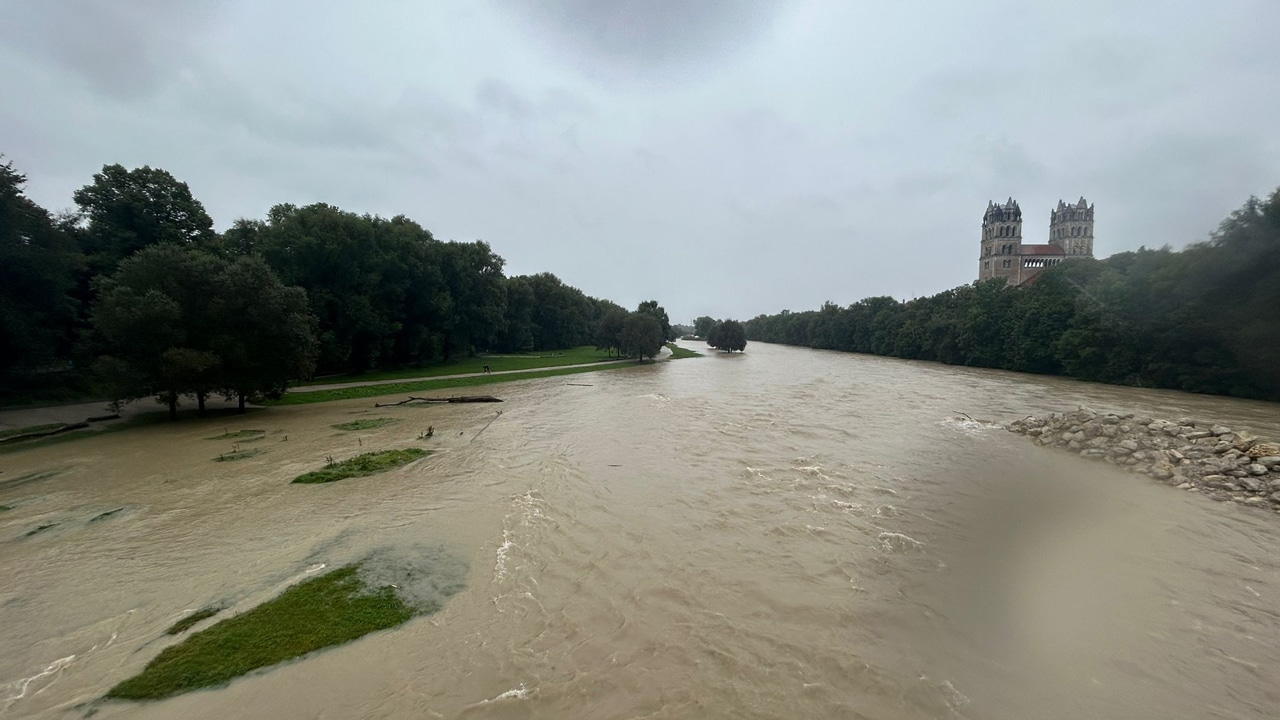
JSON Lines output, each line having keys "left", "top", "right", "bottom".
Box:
{"left": 1019, "top": 244, "right": 1066, "bottom": 256}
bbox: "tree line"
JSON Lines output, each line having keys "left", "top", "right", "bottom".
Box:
{"left": 0, "top": 157, "right": 674, "bottom": 413}
{"left": 742, "top": 188, "right": 1280, "bottom": 401}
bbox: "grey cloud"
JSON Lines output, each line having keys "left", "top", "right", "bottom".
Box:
{"left": 2, "top": 0, "right": 1278, "bottom": 323}
{"left": 0, "top": 0, "right": 220, "bottom": 100}
{"left": 477, "top": 78, "right": 533, "bottom": 123}
{"left": 493, "top": 0, "right": 789, "bottom": 80}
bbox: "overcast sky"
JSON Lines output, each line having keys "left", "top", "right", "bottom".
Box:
{"left": 3, "top": 1, "right": 1278, "bottom": 322}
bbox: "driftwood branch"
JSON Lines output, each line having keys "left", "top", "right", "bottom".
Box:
{"left": 470, "top": 410, "right": 503, "bottom": 443}
{"left": 374, "top": 395, "right": 503, "bottom": 407}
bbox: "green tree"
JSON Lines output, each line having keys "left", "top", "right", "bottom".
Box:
{"left": 693, "top": 316, "right": 717, "bottom": 338}
{"left": 210, "top": 256, "right": 318, "bottom": 412}
{"left": 620, "top": 312, "right": 664, "bottom": 361}
{"left": 91, "top": 244, "right": 224, "bottom": 418}
{"left": 499, "top": 275, "right": 535, "bottom": 352}
{"left": 73, "top": 164, "right": 216, "bottom": 276}
{"left": 439, "top": 240, "right": 507, "bottom": 358}
{"left": 637, "top": 300, "right": 673, "bottom": 341}
{"left": 594, "top": 306, "right": 629, "bottom": 356}
{"left": 708, "top": 319, "right": 747, "bottom": 352}
{"left": 0, "top": 158, "right": 83, "bottom": 380}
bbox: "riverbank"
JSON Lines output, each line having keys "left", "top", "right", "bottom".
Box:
{"left": 1007, "top": 408, "right": 1280, "bottom": 510}
{"left": 0, "top": 356, "right": 652, "bottom": 451}
{"left": 0, "top": 347, "right": 646, "bottom": 432}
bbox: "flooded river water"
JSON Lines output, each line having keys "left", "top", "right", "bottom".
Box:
{"left": 2, "top": 341, "right": 1279, "bottom": 719}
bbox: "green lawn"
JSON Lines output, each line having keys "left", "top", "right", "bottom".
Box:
{"left": 292, "top": 448, "right": 428, "bottom": 484}
{"left": 665, "top": 343, "right": 702, "bottom": 359}
{"left": 270, "top": 362, "right": 635, "bottom": 406}
{"left": 303, "top": 346, "right": 616, "bottom": 386}
{"left": 106, "top": 566, "right": 417, "bottom": 700}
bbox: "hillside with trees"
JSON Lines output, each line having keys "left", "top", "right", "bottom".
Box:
{"left": 743, "top": 188, "right": 1280, "bottom": 401}
{"left": 0, "top": 157, "right": 672, "bottom": 412}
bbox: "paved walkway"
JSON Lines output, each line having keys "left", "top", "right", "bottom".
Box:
{"left": 288, "top": 358, "right": 640, "bottom": 393}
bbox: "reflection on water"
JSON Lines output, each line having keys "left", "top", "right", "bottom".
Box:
{"left": 2, "top": 342, "right": 1279, "bottom": 718}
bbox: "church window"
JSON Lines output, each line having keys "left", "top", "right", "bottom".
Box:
{"left": 1002, "top": 259, "right": 1011, "bottom": 268}
{"left": 984, "top": 261, "right": 990, "bottom": 269}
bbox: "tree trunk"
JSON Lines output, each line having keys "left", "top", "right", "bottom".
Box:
{"left": 197, "top": 391, "right": 206, "bottom": 416}
{"left": 168, "top": 392, "right": 178, "bottom": 420}
{"left": 238, "top": 392, "right": 247, "bottom": 413}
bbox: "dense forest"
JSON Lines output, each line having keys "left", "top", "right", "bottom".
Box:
{"left": 744, "top": 189, "right": 1280, "bottom": 402}
{"left": 0, "top": 158, "right": 672, "bottom": 412}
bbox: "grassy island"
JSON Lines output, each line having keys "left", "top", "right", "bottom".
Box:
{"left": 292, "top": 448, "right": 428, "bottom": 484}
{"left": 106, "top": 566, "right": 416, "bottom": 700}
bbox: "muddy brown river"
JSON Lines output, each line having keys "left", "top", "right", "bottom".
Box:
{"left": 3, "top": 342, "right": 1279, "bottom": 719}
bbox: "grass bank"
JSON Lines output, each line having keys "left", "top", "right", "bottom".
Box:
{"left": 292, "top": 448, "right": 428, "bottom": 484}
{"left": 164, "top": 606, "right": 223, "bottom": 636}
{"left": 305, "top": 346, "right": 614, "bottom": 386}
{"left": 666, "top": 343, "right": 702, "bottom": 359}
{"left": 106, "top": 566, "right": 415, "bottom": 700}
{"left": 270, "top": 362, "right": 634, "bottom": 406}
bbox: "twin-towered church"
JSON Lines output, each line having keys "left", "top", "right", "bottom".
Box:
{"left": 979, "top": 197, "right": 1095, "bottom": 286}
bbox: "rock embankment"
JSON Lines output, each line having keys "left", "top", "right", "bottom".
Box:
{"left": 1006, "top": 409, "right": 1280, "bottom": 510}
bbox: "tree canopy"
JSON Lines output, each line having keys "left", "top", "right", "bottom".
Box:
{"left": 0, "top": 157, "right": 674, "bottom": 411}
{"left": 73, "top": 164, "right": 216, "bottom": 275}
{"left": 707, "top": 320, "right": 747, "bottom": 353}
{"left": 92, "top": 244, "right": 318, "bottom": 416}
{"left": 620, "top": 312, "right": 664, "bottom": 361}
{"left": 0, "top": 159, "right": 82, "bottom": 379}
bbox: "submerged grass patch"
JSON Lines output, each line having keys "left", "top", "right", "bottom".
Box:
{"left": 106, "top": 566, "right": 415, "bottom": 700}
{"left": 90, "top": 507, "right": 126, "bottom": 522}
{"left": 24, "top": 523, "right": 57, "bottom": 537}
{"left": 164, "top": 606, "right": 223, "bottom": 636}
{"left": 0, "top": 429, "right": 98, "bottom": 456}
{"left": 292, "top": 448, "right": 428, "bottom": 484}
{"left": 665, "top": 343, "right": 702, "bottom": 359}
{"left": 213, "top": 448, "right": 266, "bottom": 462}
{"left": 332, "top": 417, "right": 400, "bottom": 432}
{"left": 0, "top": 423, "right": 65, "bottom": 440}
{"left": 205, "top": 429, "right": 267, "bottom": 441}
{"left": 0, "top": 469, "right": 62, "bottom": 491}
{"left": 0, "top": 505, "right": 11, "bottom": 512}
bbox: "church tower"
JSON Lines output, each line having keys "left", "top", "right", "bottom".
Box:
{"left": 1049, "top": 197, "right": 1094, "bottom": 257}
{"left": 978, "top": 198, "right": 1023, "bottom": 283}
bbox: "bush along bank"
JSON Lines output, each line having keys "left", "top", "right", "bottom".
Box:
{"left": 1006, "top": 409, "right": 1280, "bottom": 510}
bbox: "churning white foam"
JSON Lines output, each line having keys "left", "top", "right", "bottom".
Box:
{"left": 2, "top": 655, "right": 75, "bottom": 710}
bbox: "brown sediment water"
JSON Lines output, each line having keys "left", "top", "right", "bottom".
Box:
{"left": 2, "top": 341, "right": 1279, "bottom": 719}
